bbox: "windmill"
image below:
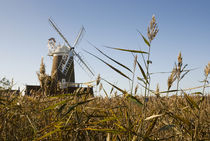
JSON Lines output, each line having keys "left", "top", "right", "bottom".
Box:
{"left": 48, "top": 18, "right": 94, "bottom": 89}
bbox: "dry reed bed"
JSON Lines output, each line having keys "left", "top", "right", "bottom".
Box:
{"left": 1, "top": 15, "right": 210, "bottom": 141}
{"left": 0, "top": 92, "right": 209, "bottom": 140}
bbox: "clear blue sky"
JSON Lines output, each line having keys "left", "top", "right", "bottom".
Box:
{"left": 0, "top": 0, "right": 209, "bottom": 94}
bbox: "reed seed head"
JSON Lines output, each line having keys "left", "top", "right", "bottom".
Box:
{"left": 134, "top": 84, "right": 139, "bottom": 95}
{"left": 40, "top": 57, "right": 45, "bottom": 74}
{"left": 134, "top": 55, "right": 137, "bottom": 69}
{"left": 178, "top": 52, "right": 182, "bottom": 65}
{"left": 168, "top": 68, "right": 177, "bottom": 90}
{"left": 177, "top": 52, "right": 183, "bottom": 78}
{"left": 155, "top": 83, "right": 160, "bottom": 98}
{"left": 204, "top": 62, "right": 210, "bottom": 77}
{"left": 96, "top": 74, "right": 101, "bottom": 86}
{"left": 178, "top": 52, "right": 183, "bottom": 68}
{"left": 147, "top": 15, "right": 159, "bottom": 43}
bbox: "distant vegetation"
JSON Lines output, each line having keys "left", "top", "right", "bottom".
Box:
{"left": 0, "top": 77, "right": 14, "bottom": 90}
{"left": 0, "top": 15, "right": 209, "bottom": 141}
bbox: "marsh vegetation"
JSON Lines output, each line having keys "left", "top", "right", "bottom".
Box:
{"left": 0, "top": 15, "right": 209, "bottom": 141}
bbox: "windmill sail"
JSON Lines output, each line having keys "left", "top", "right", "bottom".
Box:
{"left": 74, "top": 52, "right": 95, "bottom": 77}
{"left": 49, "top": 18, "right": 72, "bottom": 49}
{"left": 73, "top": 26, "right": 85, "bottom": 48}
{"left": 49, "top": 18, "right": 95, "bottom": 81}
{"left": 60, "top": 26, "right": 85, "bottom": 75}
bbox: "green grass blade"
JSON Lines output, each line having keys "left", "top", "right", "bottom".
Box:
{"left": 103, "top": 79, "right": 126, "bottom": 94}
{"left": 35, "top": 128, "right": 60, "bottom": 140}
{"left": 159, "top": 90, "right": 178, "bottom": 94}
{"left": 90, "top": 117, "right": 117, "bottom": 125}
{"left": 63, "top": 98, "right": 95, "bottom": 116}
{"left": 57, "top": 103, "right": 67, "bottom": 116}
{"left": 184, "top": 92, "right": 199, "bottom": 110}
{"left": 84, "top": 128, "right": 123, "bottom": 134}
{"left": 137, "top": 77, "right": 146, "bottom": 85}
{"left": 136, "top": 61, "right": 149, "bottom": 84}
{"left": 126, "top": 94, "right": 143, "bottom": 107}
{"left": 190, "top": 92, "right": 202, "bottom": 95}
{"left": 42, "top": 100, "right": 68, "bottom": 111}
{"left": 84, "top": 50, "right": 131, "bottom": 80}
{"left": 105, "top": 46, "right": 148, "bottom": 54}
{"left": 137, "top": 30, "right": 150, "bottom": 47}
{"left": 114, "top": 123, "right": 127, "bottom": 131}
{"left": 88, "top": 42, "right": 132, "bottom": 72}
{"left": 158, "top": 125, "right": 175, "bottom": 132}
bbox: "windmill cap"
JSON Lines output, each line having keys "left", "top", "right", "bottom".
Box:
{"left": 53, "top": 44, "right": 69, "bottom": 55}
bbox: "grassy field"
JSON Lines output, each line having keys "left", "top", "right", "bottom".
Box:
{"left": 0, "top": 15, "right": 209, "bottom": 140}
{"left": 0, "top": 92, "right": 209, "bottom": 140}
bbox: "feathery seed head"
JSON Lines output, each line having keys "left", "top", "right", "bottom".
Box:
{"left": 40, "top": 57, "right": 45, "bottom": 74}
{"left": 96, "top": 74, "right": 101, "bottom": 85}
{"left": 155, "top": 83, "right": 160, "bottom": 98}
{"left": 168, "top": 68, "right": 177, "bottom": 90}
{"left": 167, "top": 76, "right": 173, "bottom": 91}
{"left": 134, "top": 84, "right": 139, "bottom": 95}
{"left": 178, "top": 52, "right": 182, "bottom": 65}
{"left": 134, "top": 55, "right": 137, "bottom": 70}
{"left": 178, "top": 52, "right": 183, "bottom": 68}
{"left": 177, "top": 52, "right": 183, "bottom": 77}
{"left": 147, "top": 15, "right": 159, "bottom": 43}
{"left": 204, "top": 62, "right": 210, "bottom": 77}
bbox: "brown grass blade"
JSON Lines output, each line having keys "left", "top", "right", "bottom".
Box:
{"left": 145, "top": 114, "right": 163, "bottom": 121}
{"left": 144, "top": 116, "right": 158, "bottom": 138}
{"left": 184, "top": 92, "right": 199, "bottom": 110}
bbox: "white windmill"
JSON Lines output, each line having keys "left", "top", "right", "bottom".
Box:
{"left": 48, "top": 18, "right": 94, "bottom": 89}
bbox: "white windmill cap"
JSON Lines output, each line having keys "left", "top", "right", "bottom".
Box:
{"left": 53, "top": 44, "right": 69, "bottom": 55}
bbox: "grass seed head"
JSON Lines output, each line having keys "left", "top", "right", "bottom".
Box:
{"left": 155, "top": 83, "right": 160, "bottom": 98}
{"left": 168, "top": 68, "right": 177, "bottom": 90}
{"left": 178, "top": 52, "right": 182, "bottom": 65}
{"left": 40, "top": 57, "right": 45, "bottom": 74}
{"left": 134, "top": 84, "right": 139, "bottom": 95}
{"left": 134, "top": 55, "right": 137, "bottom": 70}
{"left": 96, "top": 74, "right": 101, "bottom": 86}
{"left": 178, "top": 52, "right": 183, "bottom": 70}
{"left": 147, "top": 14, "right": 159, "bottom": 42}
{"left": 176, "top": 52, "right": 183, "bottom": 79}
{"left": 204, "top": 62, "right": 210, "bottom": 77}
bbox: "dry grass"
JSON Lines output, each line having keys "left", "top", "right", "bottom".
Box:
{"left": 0, "top": 15, "right": 210, "bottom": 140}
{"left": 0, "top": 92, "right": 209, "bottom": 140}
